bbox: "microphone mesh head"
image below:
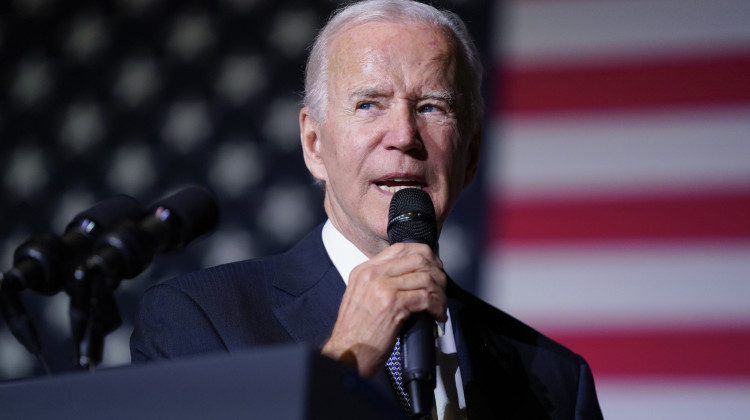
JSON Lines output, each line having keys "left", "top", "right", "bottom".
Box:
{"left": 387, "top": 188, "right": 437, "bottom": 250}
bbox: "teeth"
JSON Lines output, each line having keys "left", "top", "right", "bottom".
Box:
{"left": 377, "top": 185, "right": 422, "bottom": 194}
{"left": 376, "top": 178, "right": 425, "bottom": 193}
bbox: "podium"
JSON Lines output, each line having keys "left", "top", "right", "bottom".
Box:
{"left": 0, "top": 345, "right": 406, "bottom": 419}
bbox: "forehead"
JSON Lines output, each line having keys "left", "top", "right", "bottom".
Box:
{"left": 327, "top": 20, "right": 457, "bottom": 88}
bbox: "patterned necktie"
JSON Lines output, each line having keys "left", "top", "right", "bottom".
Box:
{"left": 385, "top": 337, "right": 412, "bottom": 414}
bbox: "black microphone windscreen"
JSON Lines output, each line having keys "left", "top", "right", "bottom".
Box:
{"left": 387, "top": 188, "right": 437, "bottom": 250}
{"left": 150, "top": 185, "right": 220, "bottom": 247}
{"left": 66, "top": 194, "right": 143, "bottom": 235}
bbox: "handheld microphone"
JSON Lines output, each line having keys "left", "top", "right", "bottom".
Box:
{"left": 387, "top": 187, "right": 437, "bottom": 418}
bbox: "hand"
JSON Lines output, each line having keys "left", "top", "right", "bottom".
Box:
{"left": 321, "top": 242, "right": 448, "bottom": 378}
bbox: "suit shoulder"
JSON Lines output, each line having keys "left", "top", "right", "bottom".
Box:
{"left": 140, "top": 256, "right": 280, "bottom": 317}
{"left": 163, "top": 257, "right": 275, "bottom": 289}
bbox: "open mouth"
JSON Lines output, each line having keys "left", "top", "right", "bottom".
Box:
{"left": 375, "top": 178, "right": 426, "bottom": 194}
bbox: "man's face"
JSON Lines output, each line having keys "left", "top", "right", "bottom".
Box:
{"left": 301, "top": 21, "right": 479, "bottom": 257}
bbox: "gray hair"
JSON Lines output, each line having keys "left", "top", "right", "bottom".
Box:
{"left": 303, "top": 0, "right": 484, "bottom": 133}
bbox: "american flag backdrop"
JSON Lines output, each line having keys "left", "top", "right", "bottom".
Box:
{"left": 481, "top": 0, "right": 750, "bottom": 418}
{"left": 1, "top": 0, "right": 749, "bottom": 418}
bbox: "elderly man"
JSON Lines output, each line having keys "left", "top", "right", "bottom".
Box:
{"left": 131, "top": 1, "right": 603, "bottom": 419}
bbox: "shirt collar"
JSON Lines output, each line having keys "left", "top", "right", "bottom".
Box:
{"left": 321, "top": 220, "right": 368, "bottom": 287}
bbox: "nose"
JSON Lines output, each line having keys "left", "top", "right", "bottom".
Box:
{"left": 383, "top": 104, "right": 423, "bottom": 153}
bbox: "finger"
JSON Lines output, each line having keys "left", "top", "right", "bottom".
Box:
{"left": 394, "top": 287, "right": 448, "bottom": 323}
{"left": 388, "top": 269, "right": 447, "bottom": 294}
{"left": 371, "top": 242, "right": 440, "bottom": 267}
{"left": 354, "top": 245, "right": 443, "bottom": 282}
{"left": 340, "top": 269, "right": 446, "bottom": 326}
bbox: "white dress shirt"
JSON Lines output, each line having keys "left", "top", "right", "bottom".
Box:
{"left": 321, "top": 220, "right": 467, "bottom": 420}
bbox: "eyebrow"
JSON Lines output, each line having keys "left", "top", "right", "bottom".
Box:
{"left": 421, "top": 90, "right": 454, "bottom": 104}
{"left": 349, "top": 87, "right": 389, "bottom": 101}
{"left": 349, "top": 88, "right": 454, "bottom": 104}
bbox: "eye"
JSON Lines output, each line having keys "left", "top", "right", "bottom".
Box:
{"left": 419, "top": 103, "right": 445, "bottom": 114}
{"left": 357, "top": 102, "right": 374, "bottom": 111}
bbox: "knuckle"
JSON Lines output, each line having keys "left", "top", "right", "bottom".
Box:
{"left": 390, "top": 242, "right": 408, "bottom": 253}
{"left": 351, "top": 265, "right": 375, "bottom": 284}
{"left": 415, "top": 289, "right": 431, "bottom": 308}
{"left": 373, "top": 284, "right": 397, "bottom": 308}
{"left": 407, "top": 252, "right": 428, "bottom": 267}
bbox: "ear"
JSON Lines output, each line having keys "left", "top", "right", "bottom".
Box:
{"left": 300, "top": 107, "right": 328, "bottom": 182}
{"left": 462, "top": 125, "right": 482, "bottom": 188}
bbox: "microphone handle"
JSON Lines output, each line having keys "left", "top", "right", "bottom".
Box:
{"left": 401, "top": 313, "right": 436, "bottom": 418}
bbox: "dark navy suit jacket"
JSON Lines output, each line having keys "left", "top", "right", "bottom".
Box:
{"left": 131, "top": 224, "right": 603, "bottom": 419}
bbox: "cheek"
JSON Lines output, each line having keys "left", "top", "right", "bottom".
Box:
{"left": 318, "top": 124, "right": 349, "bottom": 171}
{"left": 434, "top": 138, "right": 470, "bottom": 214}
{"left": 334, "top": 131, "right": 378, "bottom": 173}
{"left": 432, "top": 129, "right": 465, "bottom": 177}
{"left": 320, "top": 136, "right": 370, "bottom": 191}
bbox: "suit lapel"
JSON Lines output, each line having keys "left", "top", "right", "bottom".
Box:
{"left": 447, "top": 280, "right": 549, "bottom": 419}
{"left": 271, "top": 225, "right": 346, "bottom": 349}
{"left": 448, "top": 286, "right": 507, "bottom": 418}
{"left": 270, "top": 225, "right": 398, "bottom": 403}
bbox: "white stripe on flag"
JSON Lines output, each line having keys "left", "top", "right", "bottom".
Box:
{"left": 480, "top": 242, "right": 750, "bottom": 329}
{"left": 489, "top": 107, "right": 750, "bottom": 201}
{"left": 597, "top": 379, "right": 750, "bottom": 420}
{"left": 498, "top": 0, "right": 750, "bottom": 66}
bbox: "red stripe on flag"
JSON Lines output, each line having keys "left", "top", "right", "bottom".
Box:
{"left": 550, "top": 327, "right": 750, "bottom": 378}
{"left": 495, "top": 52, "right": 750, "bottom": 114}
{"left": 489, "top": 189, "right": 750, "bottom": 244}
